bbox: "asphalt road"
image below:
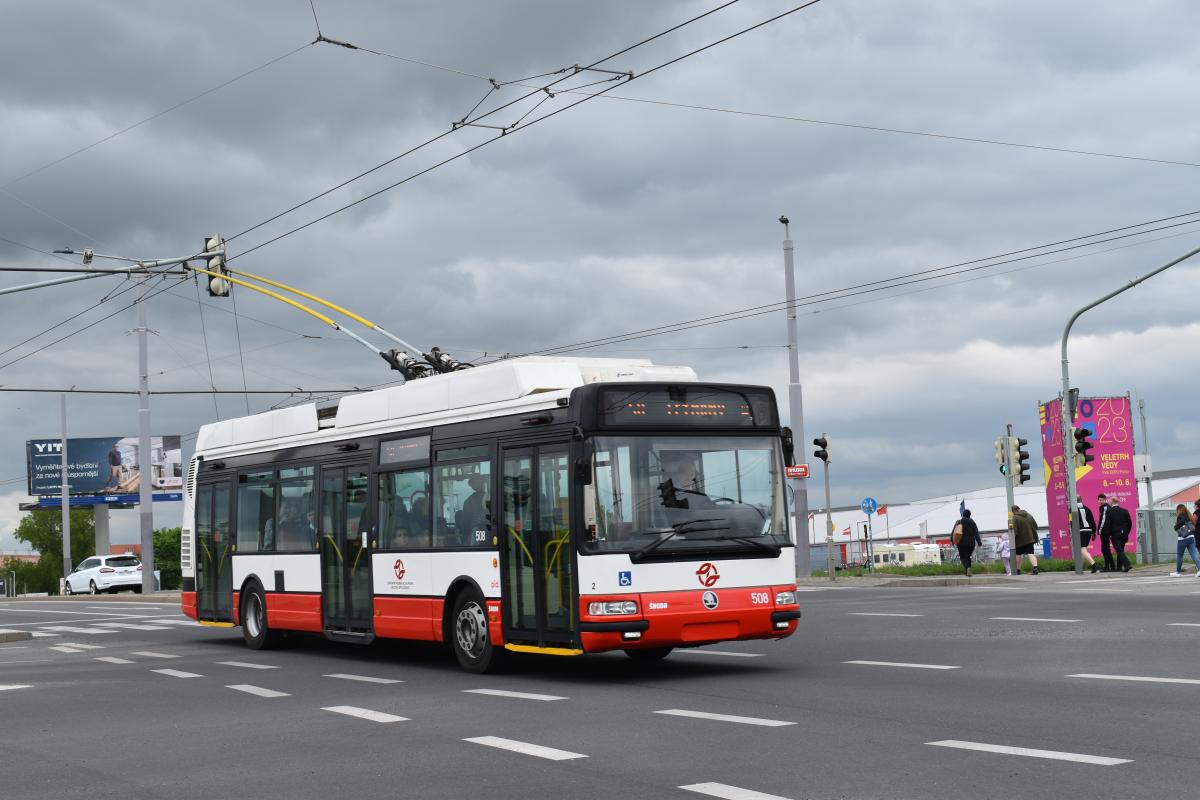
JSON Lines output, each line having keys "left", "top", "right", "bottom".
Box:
{"left": 2, "top": 572, "right": 1198, "bottom": 800}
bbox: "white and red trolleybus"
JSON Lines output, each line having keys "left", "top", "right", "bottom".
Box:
{"left": 181, "top": 357, "right": 800, "bottom": 672}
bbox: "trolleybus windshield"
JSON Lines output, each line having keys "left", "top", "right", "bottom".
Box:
{"left": 585, "top": 434, "right": 790, "bottom": 557}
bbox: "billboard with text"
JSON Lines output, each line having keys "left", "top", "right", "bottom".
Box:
{"left": 26, "top": 436, "right": 183, "bottom": 496}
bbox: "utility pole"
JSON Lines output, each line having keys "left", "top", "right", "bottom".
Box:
{"left": 1060, "top": 243, "right": 1200, "bottom": 575}
{"left": 60, "top": 395, "right": 71, "bottom": 588}
{"left": 779, "top": 216, "right": 811, "bottom": 579}
{"left": 1002, "top": 425, "right": 1018, "bottom": 576}
{"left": 135, "top": 283, "right": 155, "bottom": 593}
{"left": 1138, "top": 398, "right": 1158, "bottom": 564}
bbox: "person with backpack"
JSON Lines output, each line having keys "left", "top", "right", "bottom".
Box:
{"left": 1011, "top": 505, "right": 1040, "bottom": 575}
{"left": 952, "top": 509, "right": 983, "bottom": 576}
{"left": 1170, "top": 503, "right": 1200, "bottom": 577}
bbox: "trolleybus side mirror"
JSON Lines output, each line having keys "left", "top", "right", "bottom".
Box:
{"left": 781, "top": 427, "right": 795, "bottom": 466}
{"left": 574, "top": 441, "right": 594, "bottom": 485}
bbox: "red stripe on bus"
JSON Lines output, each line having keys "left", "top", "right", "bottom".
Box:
{"left": 181, "top": 591, "right": 198, "bottom": 620}
{"left": 266, "top": 592, "right": 323, "bottom": 632}
{"left": 373, "top": 596, "right": 440, "bottom": 642}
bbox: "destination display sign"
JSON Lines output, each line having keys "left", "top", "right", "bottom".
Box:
{"left": 598, "top": 387, "right": 777, "bottom": 428}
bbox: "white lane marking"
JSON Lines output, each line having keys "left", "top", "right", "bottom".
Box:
{"left": 41, "top": 626, "right": 115, "bottom": 635}
{"left": 464, "top": 736, "right": 587, "bottom": 761}
{"left": 153, "top": 619, "right": 196, "bottom": 625}
{"left": 50, "top": 645, "right": 83, "bottom": 653}
{"left": 93, "top": 623, "right": 169, "bottom": 631}
{"left": 680, "top": 782, "right": 793, "bottom": 800}
{"left": 1065, "top": 589, "right": 1133, "bottom": 593}
{"left": 1167, "top": 623, "right": 1200, "bottom": 627}
{"left": 57, "top": 642, "right": 103, "bottom": 650}
{"left": 0, "top": 613, "right": 176, "bottom": 627}
{"left": 927, "top": 739, "right": 1130, "bottom": 765}
{"left": 844, "top": 660, "right": 959, "bottom": 670}
{"left": 323, "top": 673, "right": 402, "bottom": 684}
{"left": 1069, "top": 673, "right": 1200, "bottom": 686}
{"left": 216, "top": 661, "right": 279, "bottom": 670}
{"left": 83, "top": 602, "right": 178, "bottom": 608}
{"left": 129, "top": 651, "right": 179, "bottom": 659}
{"left": 674, "top": 650, "right": 765, "bottom": 659}
{"left": 0, "top": 684, "right": 32, "bottom": 691}
{"left": 990, "top": 617, "right": 1080, "bottom": 623}
{"left": 463, "top": 688, "right": 566, "bottom": 701}
{"left": 29, "top": 632, "right": 58, "bottom": 638}
{"left": 654, "top": 709, "right": 795, "bottom": 727}
{"left": 0, "top": 608, "right": 143, "bottom": 617}
{"left": 226, "top": 684, "right": 289, "bottom": 698}
{"left": 152, "top": 668, "right": 203, "bottom": 679}
{"left": 322, "top": 705, "right": 409, "bottom": 723}
{"left": 848, "top": 612, "right": 925, "bottom": 617}
{"left": 95, "top": 656, "right": 134, "bottom": 664}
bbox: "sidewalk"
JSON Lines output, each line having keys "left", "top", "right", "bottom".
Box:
{"left": 799, "top": 562, "right": 1180, "bottom": 588}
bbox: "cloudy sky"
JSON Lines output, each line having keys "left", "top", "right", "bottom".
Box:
{"left": 2, "top": 0, "right": 1199, "bottom": 552}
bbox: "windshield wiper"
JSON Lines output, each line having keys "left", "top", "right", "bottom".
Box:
{"left": 699, "top": 534, "right": 782, "bottom": 556}
{"left": 631, "top": 519, "right": 725, "bottom": 562}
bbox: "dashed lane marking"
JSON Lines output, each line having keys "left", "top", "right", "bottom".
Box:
{"left": 847, "top": 612, "right": 925, "bottom": 617}
{"left": 322, "top": 705, "right": 409, "bottom": 723}
{"left": 95, "top": 656, "right": 134, "bottom": 665}
{"left": 323, "top": 673, "right": 402, "bottom": 684}
{"left": 152, "top": 668, "right": 202, "bottom": 679}
{"left": 50, "top": 646, "right": 83, "bottom": 654}
{"left": 680, "top": 782, "right": 794, "bottom": 800}
{"left": 41, "top": 626, "right": 115, "bottom": 635}
{"left": 129, "top": 651, "right": 179, "bottom": 659}
{"left": 1069, "top": 673, "right": 1200, "bottom": 686}
{"left": 654, "top": 709, "right": 795, "bottom": 727}
{"left": 844, "top": 660, "right": 959, "bottom": 670}
{"left": 216, "top": 661, "right": 279, "bottom": 670}
{"left": 226, "top": 684, "right": 289, "bottom": 698}
{"left": 1167, "top": 623, "right": 1200, "bottom": 627}
{"left": 29, "top": 632, "right": 58, "bottom": 638}
{"left": 0, "top": 684, "right": 32, "bottom": 691}
{"left": 927, "top": 739, "right": 1130, "bottom": 765}
{"left": 674, "top": 650, "right": 765, "bottom": 658}
{"left": 94, "top": 623, "right": 169, "bottom": 631}
{"left": 57, "top": 642, "right": 103, "bottom": 650}
{"left": 464, "top": 736, "right": 587, "bottom": 761}
{"left": 990, "top": 617, "right": 1080, "bottom": 623}
{"left": 463, "top": 689, "right": 566, "bottom": 701}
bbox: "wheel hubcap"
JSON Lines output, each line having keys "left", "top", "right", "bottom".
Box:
{"left": 246, "top": 594, "right": 263, "bottom": 639}
{"left": 455, "top": 601, "right": 487, "bottom": 659}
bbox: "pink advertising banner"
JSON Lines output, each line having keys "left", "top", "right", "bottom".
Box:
{"left": 1039, "top": 396, "right": 1138, "bottom": 559}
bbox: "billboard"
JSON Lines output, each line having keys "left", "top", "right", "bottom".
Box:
{"left": 27, "top": 436, "right": 183, "bottom": 496}
{"left": 1039, "top": 397, "right": 1137, "bottom": 559}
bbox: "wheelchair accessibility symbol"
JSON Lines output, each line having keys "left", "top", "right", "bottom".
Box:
{"left": 618, "top": 571, "right": 632, "bottom": 587}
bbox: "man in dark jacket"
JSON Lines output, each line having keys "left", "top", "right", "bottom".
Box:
{"left": 1104, "top": 496, "right": 1134, "bottom": 572}
{"left": 1096, "top": 493, "right": 1115, "bottom": 572}
{"left": 955, "top": 509, "right": 984, "bottom": 576}
{"left": 1011, "top": 505, "right": 1040, "bottom": 575}
{"left": 1076, "top": 497, "right": 1099, "bottom": 574}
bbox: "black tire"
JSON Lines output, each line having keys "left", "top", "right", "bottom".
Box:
{"left": 240, "top": 583, "right": 279, "bottom": 650}
{"left": 89, "top": 581, "right": 99, "bottom": 595}
{"left": 131, "top": 586, "right": 142, "bottom": 594}
{"left": 63, "top": 581, "right": 73, "bottom": 596}
{"left": 450, "top": 588, "right": 502, "bottom": 673}
{"left": 624, "top": 647, "right": 673, "bottom": 662}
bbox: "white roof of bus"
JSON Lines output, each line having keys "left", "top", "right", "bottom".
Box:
{"left": 195, "top": 356, "right": 698, "bottom": 454}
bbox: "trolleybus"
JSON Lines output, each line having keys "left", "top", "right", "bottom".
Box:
{"left": 181, "top": 356, "right": 800, "bottom": 672}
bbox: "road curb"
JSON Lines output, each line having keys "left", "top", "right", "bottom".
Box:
{"left": 0, "top": 630, "right": 33, "bottom": 642}
{"left": 0, "top": 593, "right": 181, "bottom": 605}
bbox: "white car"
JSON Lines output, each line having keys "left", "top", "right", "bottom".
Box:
{"left": 64, "top": 554, "right": 144, "bottom": 595}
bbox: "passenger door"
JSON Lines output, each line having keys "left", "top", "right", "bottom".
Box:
{"left": 499, "top": 443, "right": 576, "bottom": 647}
{"left": 319, "top": 462, "right": 373, "bottom": 634}
{"left": 195, "top": 481, "right": 234, "bottom": 622}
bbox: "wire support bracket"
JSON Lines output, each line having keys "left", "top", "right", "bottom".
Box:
{"left": 313, "top": 34, "right": 359, "bottom": 50}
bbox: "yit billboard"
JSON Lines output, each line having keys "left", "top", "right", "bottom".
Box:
{"left": 26, "top": 436, "right": 183, "bottom": 496}
{"left": 1039, "top": 396, "right": 1137, "bottom": 559}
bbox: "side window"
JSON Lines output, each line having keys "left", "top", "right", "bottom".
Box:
{"left": 275, "top": 467, "right": 316, "bottom": 552}
{"left": 378, "top": 469, "right": 431, "bottom": 549}
{"left": 433, "top": 449, "right": 492, "bottom": 548}
{"left": 237, "top": 470, "right": 275, "bottom": 553}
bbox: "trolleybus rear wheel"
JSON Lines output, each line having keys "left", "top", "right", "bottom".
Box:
{"left": 451, "top": 589, "right": 501, "bottom": 673}
{"left": 241, "top": 583, "right": 279, "bottom": 650}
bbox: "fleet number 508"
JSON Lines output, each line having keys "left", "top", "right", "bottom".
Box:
{"left": 750, "top": 592, "right": 770, "bottom": 605}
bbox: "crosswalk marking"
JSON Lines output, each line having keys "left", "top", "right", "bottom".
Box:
{"left": 42, "top": 626, "right": 115, "bottom": 635}
{"left": 152, "top": 668, "right": 202, "bottom": 679}
{"left": 322, "top": 705, "right": 409, "bottom": 723}
{"left": 94, "top": 623, "right": 169, "bottom": 631}
{"left": 58, "top": 642, "right": 104, "bottom": 650}
{"left": 928, "top": 739, "right": 1130, "bottom": 765}
{"left": 464, "top": 736, "right": 587, "bottom": 761}
{"left": 129, "top": 651, "right": 179, "bottom": 659}
{"left": 95, "top": 656, "right": 135, "bottom": 665}
{"left": 654, "top": 709, "right": 795, "bottom": 727}
{"left": 227, "top": 684, "right": 289, "bottom": 698}
{"left": 323, "top": 673, "right": 402, "bottom": 684}
{"left": 463, "top": 688, "right": 566, "bottom": 701}
{"left": 680, "top": 782, "right": 794, "bottom": 800}
{"left": 990, "top": 617, "right": 1080, "bottom": 623}
{"left": 216, "top": 661, "right": 279, "bottom": 670}
{"left": 50, "top": 645, "right": 83, "bottom": 654}
{"left": 29, "top": 632, "right": 59, "bottom": 638}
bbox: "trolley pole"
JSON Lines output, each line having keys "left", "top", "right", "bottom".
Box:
{"left": 821, "top": 453, "right": 834, "bottom": 582}
{"left": 60, "top": 395, "right": 71, "bottom": 587}
{"left": 1138, "top": 398, "right": 1158, "bottom": 564}
{"left": 780, "top": 216, "right": 811, "bottom": 579}
{"left": 136, "top": 285, "right": 156, "bottom": 594}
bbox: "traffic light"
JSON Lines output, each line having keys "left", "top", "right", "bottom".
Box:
{"left": 813, "top": 435, "right": 830, "bottom": 464}
{"left": 1007, "top": 436, "right": 1031, "bottom": 484}
{"left": 203, "top": 235, "right": 230, "bottom": 297}
{"left": 994, "top": 437, "right": 1009, "bottom": 475}
{"left": 1073, "top": 426, "right": 1095, "bottom": 467}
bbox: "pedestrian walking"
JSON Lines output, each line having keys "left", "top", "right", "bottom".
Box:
{"left": 1011, "top": 504, "right": 1040, "bottom": 575}
{"left": 1104, "top": 496, "right": 1133, "bottom": 572}
{"left": 1075, "top": 496, "right": 1099, "bottom": 574}
{"left": 952, "top": 509, "right": 983, "bottom": 576}
{"left": 997, "top": 536, "right": 1012, "bottom": 575}
{"left": 1170, "top": 503, "right": 1200, "bottom": 577}
{"left": 1095, "top": 493, "right": 1115, "bottom": 572}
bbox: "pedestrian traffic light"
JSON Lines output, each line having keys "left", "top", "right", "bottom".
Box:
{"left": 994, "top": 437, "right": 1009, "bottom": 474}
{"left": 1073, "top": 426, "right": 1095, "bottom": 467}
{"left": 203, "top": 235, "right": 230, "bottom": 297}
{"left": 1007, "top": 436, "right": 1030, "bottom": 484}
{"left": 813, "top": 435, "right": 830, "bottom": 464}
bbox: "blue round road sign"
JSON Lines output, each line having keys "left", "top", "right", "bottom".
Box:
{"left": 861, "top": 497, "right": 878, "bottom": 515}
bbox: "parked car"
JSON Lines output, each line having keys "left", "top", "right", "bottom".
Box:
{"left": 64, "top": 554, "right": 144, "bottom": 595}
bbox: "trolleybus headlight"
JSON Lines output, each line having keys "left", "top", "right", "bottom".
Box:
{"left": 587, "top": 600, "right": 639, "bottom": 616}
{"left": 775, "top": 591, "right": 797, "bottom": 606}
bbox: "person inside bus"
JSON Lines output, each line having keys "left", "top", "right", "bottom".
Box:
{"left": 458, "top": 474, "right": 490, "bottom": 545}
{"left": 659, "top": 454, "right": 714, "bottom": 510}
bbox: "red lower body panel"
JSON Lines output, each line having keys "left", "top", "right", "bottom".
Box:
{"left": 373, "top": 596, "right": 441, "bottom": 641}
{"left": 266, "top": 592, "right": 323, "bottom": 632}
{"left": 181, "top": 591, "right": 197, "bottom": 620}
{"left": 579, "top": 584, "right": 799, "bottom": 654}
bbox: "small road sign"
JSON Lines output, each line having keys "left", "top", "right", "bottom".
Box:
{"left": 861, "top": 497, "right": 878, "bottom": 515}
{"left": 785, "top": 464, "right": 810, "bottom": 479}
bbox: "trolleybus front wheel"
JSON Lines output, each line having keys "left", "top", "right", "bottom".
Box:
{"left": 241, "top": 583, "right": 279, "bottom": 650}
{"left": 451, "top": 589, "right": 502, "bottom": 673}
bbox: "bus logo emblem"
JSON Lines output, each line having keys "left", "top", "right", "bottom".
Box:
{"left": 393, "top": 559, "right": 405, "bottom": 580}
{"left": 696, "top": 562, "right": 720, "bottom": 587}
{"left": 702, "top": 591, "right": 719, "bottom": 610}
